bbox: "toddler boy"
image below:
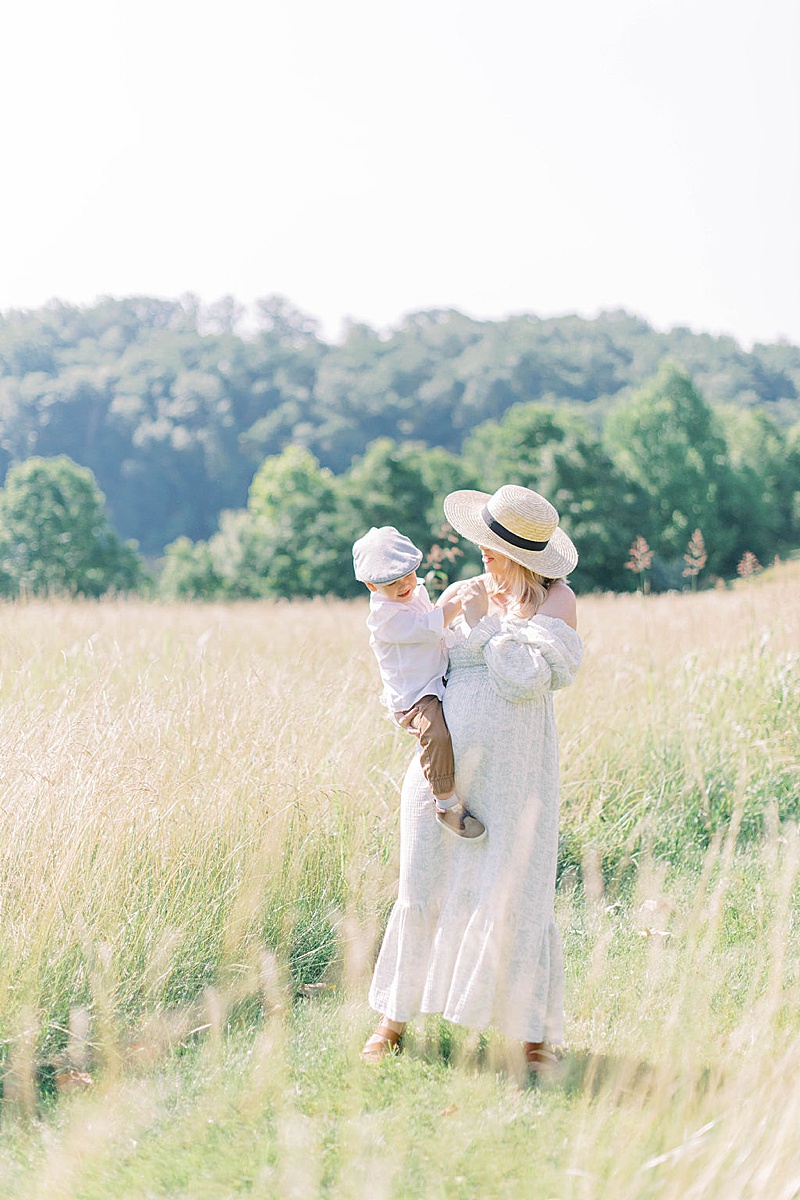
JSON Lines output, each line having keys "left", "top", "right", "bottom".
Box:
{"left": 353, "top": 525, "right": 485, "bottom": 840}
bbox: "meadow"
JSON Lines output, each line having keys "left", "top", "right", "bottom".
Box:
{"left": 0, "top": 565, "right": 798, "bottom": 1199}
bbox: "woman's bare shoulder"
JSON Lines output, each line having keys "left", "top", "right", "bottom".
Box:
{"left": 536, "top": 581, "right": 578, "bottom": 630}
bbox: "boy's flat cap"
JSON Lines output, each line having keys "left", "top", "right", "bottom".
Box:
{"left": 352, "top": 526, "right": 423, "bottom": 584}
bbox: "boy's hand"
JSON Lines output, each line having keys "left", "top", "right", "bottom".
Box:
{"left": 440, "top": 596, "right": 462, "bottom": 627}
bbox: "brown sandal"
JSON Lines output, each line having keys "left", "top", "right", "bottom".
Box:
{"left": 361, "top": 1023, "right": 403, "bottom": 1064}
{"left": 523, "top": 1042, "right": 560, "bottom": 1075}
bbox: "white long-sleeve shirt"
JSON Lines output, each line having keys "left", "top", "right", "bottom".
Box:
{"left": 366, "top": 582, "right": 450, "bottom": 712}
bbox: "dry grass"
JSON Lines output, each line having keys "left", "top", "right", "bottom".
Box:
{"left": 558, "top": 560, "right": 800, "bottom": 870}
{"left": 0, "top": 568, "right": 797, "bottom": 1197}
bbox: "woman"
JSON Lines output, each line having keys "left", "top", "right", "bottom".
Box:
{"left": 362, "top": 484, "right": 582, "bottom": 1070}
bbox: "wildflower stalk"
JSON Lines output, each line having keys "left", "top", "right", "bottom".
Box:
{"left": 683, "top": 529, "right": 708, "bottom": 593}
{"left": 625, "top": 535, "right": 653, "bottom": 596}
{"left": 737, "top": 551, "right": 762, "bottom": 579}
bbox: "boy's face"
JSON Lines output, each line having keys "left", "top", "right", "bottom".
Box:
{"left": 366, "top": 571, "right": 418, "bottom": 603}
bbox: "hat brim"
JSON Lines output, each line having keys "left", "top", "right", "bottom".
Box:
{"left": 443, "top": 490, "right": 578, "bottom": 578}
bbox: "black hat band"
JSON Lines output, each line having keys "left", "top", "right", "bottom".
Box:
{"left": 481, "top": 505, "right": 551, "bottom": 552}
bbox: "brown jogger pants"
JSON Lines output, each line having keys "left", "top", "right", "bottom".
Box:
{"left": 394, "top": 693, "right": 455, "bottom": 801}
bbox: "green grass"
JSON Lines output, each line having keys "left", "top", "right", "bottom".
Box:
{"left": 0, "top": 570, "right": 798, "bottom": 1197}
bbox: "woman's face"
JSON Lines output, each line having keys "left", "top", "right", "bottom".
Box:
{"left": 479, "top": 546, "right": 513, "bottom": 584}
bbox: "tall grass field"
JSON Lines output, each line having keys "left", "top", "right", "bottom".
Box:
{"left": 0, "top": 564, "right": 799, "bottom": 1198}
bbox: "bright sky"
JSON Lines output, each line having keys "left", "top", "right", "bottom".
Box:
{"left": 1, "top": 0, "right": 798, "bottom": 347}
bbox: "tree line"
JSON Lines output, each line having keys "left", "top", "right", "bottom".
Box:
{"left": 1, "top": 359, "right": 797, "bottom": 599}
{"left": 1, "top": 295, "right": 798, "bottom": 557}
{"left": 160, "top": 361, "right": 800, "bottom": 598}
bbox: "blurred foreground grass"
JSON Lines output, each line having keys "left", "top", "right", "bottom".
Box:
{"left": 0, "top": 565, "right": 798, "bottom": 1198}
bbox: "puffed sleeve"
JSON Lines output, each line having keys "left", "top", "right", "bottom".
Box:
{"left": 464, "top": 613, "right": 583, "bottom": 701}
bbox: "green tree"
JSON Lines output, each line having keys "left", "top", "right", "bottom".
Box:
{"left": 3, "top": 297, "right": 798, "bottom": 571}
{"left": 604, "top": 363, "right": 739, "bottom": 574}
{"left": 719, "top": 406, "right": 799, "bottom": 560}
{"left": 789, "top": 424, "right": 800, "bottom": 545}
{"left": 337, "top": 439, "right": 483, "bottom": 590}
{"left": 402, "top": 445, "right": 479, "bottom": 572}
{"left": 159, "top": 440, "right": 475, "bottom": 601}
{"left": 0, "top": 456, "right": 144, "bottom": 597}
{"left": 159, "top": 513, "right": 276, "bottom": 601}
{"left": 205, "top": 511, "right": 275, "bottom": 599}
{"left": 464, "top": 404, "right": 644, "bottom": 591}
{"left": 338, "top": 439, "right": 438, "bottom": 559}
{"left": 248, "top": 445, "right": 348, "bottom": 598}
{"left": 159, "top": 536, "right": 224, "bottom": 600}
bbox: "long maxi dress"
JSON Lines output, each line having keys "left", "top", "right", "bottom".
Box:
{"left": 369, "top": 611, "right": 583, "bottom": 1043}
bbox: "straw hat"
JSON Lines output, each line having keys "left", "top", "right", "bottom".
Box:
{"left": 443, "top": 484, "right": 578, "bottom": 577}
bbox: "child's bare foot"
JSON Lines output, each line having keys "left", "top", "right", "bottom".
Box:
{"left": 435, "top": 802, "right": 486, "bottom": 840}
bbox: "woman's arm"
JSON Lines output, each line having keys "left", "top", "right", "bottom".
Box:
{"left": 537, "top": 581, "right": 577, "bottom": 630}
{"left": 472, "top": 616, "right": 583, "bottom": 700}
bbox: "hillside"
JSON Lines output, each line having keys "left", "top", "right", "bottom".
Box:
{"left": 1, "top": 297, "right": 798, "bottom": 554}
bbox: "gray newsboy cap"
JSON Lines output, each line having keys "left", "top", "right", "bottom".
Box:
{"left": 352, "top": 526, "right": 423, "bottom": 584}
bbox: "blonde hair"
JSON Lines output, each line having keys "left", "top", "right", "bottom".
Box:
{"left": 486, "top": 559, "right": 558, "bottom": 618}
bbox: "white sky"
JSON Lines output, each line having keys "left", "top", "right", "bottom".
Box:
{"left": 1, "top": 0, "right": 798, "bottom": 347}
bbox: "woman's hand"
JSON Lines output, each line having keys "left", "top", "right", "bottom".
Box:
{"left": 460, "top": 577, "right": 489, "bottom": 627}
{"left": 436, "top": 579, "right": 469, "bottom": 607}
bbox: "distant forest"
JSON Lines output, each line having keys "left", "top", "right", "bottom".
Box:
{"left": 0, "top": 295, "right": 798, "bottom": 597}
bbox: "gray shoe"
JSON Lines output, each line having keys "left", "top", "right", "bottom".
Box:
{"left": 435, "top": 802, "right": 486, "bottom": 840}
